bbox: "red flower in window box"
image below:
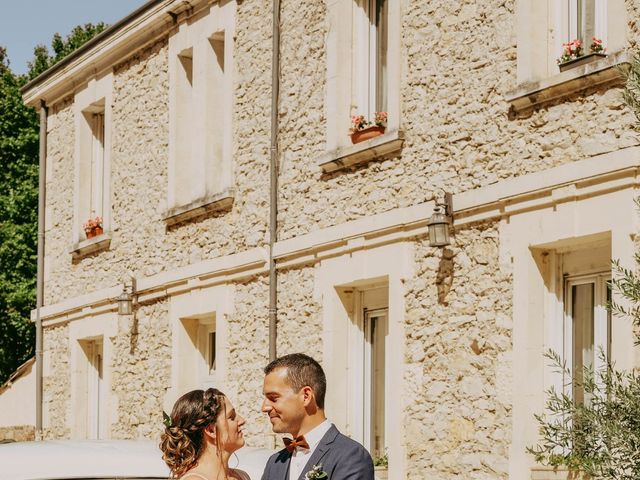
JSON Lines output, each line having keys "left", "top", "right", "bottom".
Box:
{"left": 349, "top": 112, "right": 387, "bottom": 144}
{"left": 83, "top": 216, "right": 103, "bottom": 239}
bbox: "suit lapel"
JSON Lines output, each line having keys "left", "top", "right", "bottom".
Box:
{"left": 296, "top": 425, "right": 339, "bottom": 480}
{"left": 272, "top": 449, "right": 292, "bottom": 480}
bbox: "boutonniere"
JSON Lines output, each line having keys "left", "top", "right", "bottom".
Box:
{"left": 305, "top": 464, "right": 328, "bottom": 480}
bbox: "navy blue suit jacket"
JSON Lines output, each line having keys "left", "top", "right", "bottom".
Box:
{"left": 261, "top": 425, "right": 374, "bottom": 480}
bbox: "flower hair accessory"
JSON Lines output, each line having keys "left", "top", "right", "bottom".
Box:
{"left": 163, "top": 411, "right": 173, "bottom": 428}
{"left": 304, "top": 464, "right": 328, "bottom": 480}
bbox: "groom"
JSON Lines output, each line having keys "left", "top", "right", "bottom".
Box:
{"left": 261, "top": 353, "right": 374, "bottom": 480}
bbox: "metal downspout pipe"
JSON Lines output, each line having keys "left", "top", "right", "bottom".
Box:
{"left": 36, "top": 100, "right": 47, "bottom": 438}
{"left": 269, "top": 0, "right": 281, "bottom": 362}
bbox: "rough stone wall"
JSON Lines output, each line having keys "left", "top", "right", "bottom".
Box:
{"left": 39, "top": 0, "right": 271, "bottom": 445}
{"left": 232, "top": 0, "right": 272, "bottom": 249}
{"left": 275, "top": 267, "right": 323, "bottom": 360}
{"left": 44, "top": 7, "right": 273, "bottom": 306}
{"left": 44, "top": 97, "right": 75, "bottom": 305}
{"left": 226, "top": 278, "right": 271, "bottom": 449}
{"left": 110, "top": 301, "right": 171, "bottom": 439}
{"left": 42, "top": 324, "right": 71, "bottom": 439}
{"left": 404, "top": 224, "right": 512, "bottom": 479}
{"left": 276, "top": 0, "right": 639, "bottom": 240}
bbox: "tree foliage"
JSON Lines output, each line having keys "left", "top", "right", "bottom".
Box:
{"left": 621, "top": 54, "right": 640, "bottom": 128}
{"left": 0, "top": 23, "right": 107, "bottom": 383}
{"left": 0, "top": 47, "right": 39, "bottom": 383}
{"left": 26, "top": 23, "right": 107, "bottom": 80}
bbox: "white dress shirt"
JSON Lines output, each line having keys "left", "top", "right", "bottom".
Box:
{"left": 288, "top": 419, "right": 332, "bottom": 480}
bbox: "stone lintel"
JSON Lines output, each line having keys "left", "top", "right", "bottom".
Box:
{"left": 163, "top": 189, "right": 235, "bottom": 227}
{"left": 506, "top": 50, "right": 629, "bottom": 117}
{"left": 317, "top": 130, "right": 404, "bottom": 173}
{"left": 69, "top": 233, "right": 111, "bottom": 259}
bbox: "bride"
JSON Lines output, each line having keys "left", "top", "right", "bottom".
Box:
{"left": 160, "top": 388, "right": 250, "bottom": 480}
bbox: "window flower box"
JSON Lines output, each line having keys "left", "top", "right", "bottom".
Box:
{"left": 351, "top": 125, "right": 386, "bottom": 144}
{"left": 559, "top": 52, "right": 608, "bottom": 72}
{"left": 350, "top": 112, "right": 388, "bottom": 144}
{"left": 83, "top": 215, "right": 103, "bottom": 239}
{"left": 558, "top": 37, "right": 607, "bottom": 72}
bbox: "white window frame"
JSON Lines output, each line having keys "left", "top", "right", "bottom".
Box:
{"left": 73, "top": 73, "right": 112, "bottom": 245}
{"left": 85, "top": 339, "right": 104, "bottom": 439}
{"left": 69, "top": 314, "right": 116, "bottom": 440}
{"left": 553, "top": 0, "right": 608, "bottom": 62}
{"left": 168, "top": 2, "right": 235, "bottom": 213}
{"left": 363, "top": 307, "right": 388, "bottom": 460}
{"left": 563, "top": 272, "right": 610, "bottom": 403}
{"left": 89, "top": 111, "right": 105, "bottom": 220}
{"left": 348, "top": 287, "right": 389, "bottom": 461}
{"left": 325, "top": 0, "right": 400, "bottom": 151}
{"left": 196, "top": 317, "right": 217, "bottom": 384}
{"left": 166, "top": 284, "right": 233, "bottom": 412}
{"left": 353, "top": 0, "right": 387, "bottom": 121}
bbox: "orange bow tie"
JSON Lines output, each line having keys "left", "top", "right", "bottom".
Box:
{"left": 283, "top": 435, "right": 310, "bottom": 453}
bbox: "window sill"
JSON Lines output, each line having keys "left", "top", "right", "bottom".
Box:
{"left": 163, "top": 188, "right": 235, "bottom": 227}
{"left": 317, "top": 129, "right": 404, "bottom": 173}
{"left": 506, "top": 50, "right": 629, "bottom": 117}
{"left": 70, "top": 232, "right": 111, "bottom": 259}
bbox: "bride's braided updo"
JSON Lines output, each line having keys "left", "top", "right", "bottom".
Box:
{"left": 159, "top": 388, "right": 225, "bottom": 478}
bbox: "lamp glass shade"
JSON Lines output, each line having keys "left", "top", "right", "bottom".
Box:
{"left": 427, "top": 212, "right": 450, "bottom": 247}
{"left": 117, "top": 292, "right": 133, "bottom": 315}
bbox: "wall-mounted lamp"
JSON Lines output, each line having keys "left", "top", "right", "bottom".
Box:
{"left": 427, "top": 192, "right": 453, "bottom": 247}
{"left": 117, "top": 278, "right": 137, "bottom": 315}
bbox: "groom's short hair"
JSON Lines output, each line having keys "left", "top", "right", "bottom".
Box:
{"left": 264, "top": 353, "right": 327, "bottom": 408}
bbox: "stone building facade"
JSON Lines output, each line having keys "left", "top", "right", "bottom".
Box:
{"left": 22, "top": 0, "right": 640, "bottom": 478}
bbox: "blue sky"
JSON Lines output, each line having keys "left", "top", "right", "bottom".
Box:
{"left": 0, "top": 0, "right": 147, "bottom": 75}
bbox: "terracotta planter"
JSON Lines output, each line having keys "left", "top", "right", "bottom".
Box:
{"left": 351, "top": 126, "right": 386, "bottom": 144}
{"left": 85, "top": 226, "right": 103, "bottom": 239}
{"left": 558, "top": 53, "right": 607, "bottom": 72}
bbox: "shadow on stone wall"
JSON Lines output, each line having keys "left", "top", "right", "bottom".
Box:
{"left": 436, "top": 247, "right": 454, "bottom": 305}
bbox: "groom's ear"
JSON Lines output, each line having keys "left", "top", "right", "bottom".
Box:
{"left": 301, "top": 385, "right": 315, "bottom": 407}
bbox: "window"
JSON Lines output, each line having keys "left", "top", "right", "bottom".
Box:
{"left": 73, "top": 73, "right": 112, "bottom": 248}
{"left": 167, "top": 3, "right": 235, "bottom": 223}
{"left": 564, "top": 273, "right": 611, "bottom": 404}
{"left": 319, "top": 242, "right": 412, "bottom": 476}
{"left": 347, "top": 286, "right": 389, "bottom": 461}
{"left": 324, "top": 0, "right": 400, "bottom": 152}
{"left": 364, "top": 307, "right": 387, "bottom": 459}
{"left": 556, "top": 0, "right": 607, "bottom": 58}
{"left": 174, "top": 48, "right": 194, "bottom": 208}
{"left": 354, "top": 0, "right": 388, "bottom": 120}
{"left": 80, "top": 338, "right": 105, "bottom": 439}
{"left": 196, "top": 317, "right": 217, "bottom": 382}
{"left": 167, "top": 284, "right": 233, "bottom": 405}
{"left": 69, "top": 315, "right": 116, "bottom": 439}
{"left": 176, "top": 314, "right": 218, "bottom": 386}
{"left": 84, "top": 106, "right": 106, "bottom": 221}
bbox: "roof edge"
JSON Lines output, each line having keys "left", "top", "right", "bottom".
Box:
{"left": 21, "top": 0, "right": 212, "bottom": 108}
{"left": 20, "top": 0, "right": 163, "bottom": 96}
